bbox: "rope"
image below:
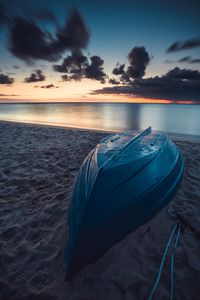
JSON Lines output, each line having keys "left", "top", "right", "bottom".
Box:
{"left": 170, "top": 222, "right": 182, "bottom": 300}
{"left": 148, "top": 221, "right": 182, "bottom": 300}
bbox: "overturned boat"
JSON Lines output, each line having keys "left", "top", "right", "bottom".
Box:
{"left": 65, "top": 127, "right": 184, "bottom": 280}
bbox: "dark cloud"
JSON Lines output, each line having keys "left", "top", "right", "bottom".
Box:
{"left": 61, "top": 71, "right": 86, "bottom": 82}
{"left": 167, "top": 37, "right": 200, "bottom": 52}
{"left": 56, "top": 47, "right": 149, "bottom": 84}
{"left": 85, "top": 55, "right": 106, "bottom": 82}
{"left": 109, "top": 78, "right": 120, "bottom": 85}
{"left": 126, "top": 47, "right": 150, "bottom": 79}
{"left": 55, "top": 54, "right": 107, "bottom": 82}
{"left": 8, "top": 9, "right": 90, "bottom": 63}
{"left": 176, "top": 56, "right": 200, "bottom": 64}
{"left": 165, "top": 56, "right": 200, "bottom": 64}
{"left": 92, "top": 67, "right": 200, "bottom": 102}
{"left": 68, "top": 72, "right": 82, "bottom": 81}
{"left": 53, "top": 54, "right": 87, "bottom": 73}
{"left": 178, "top": 56, "right": 191, "bottom": 63}
{"left": 111, "top": 47, "right": 150, "bottom": 84}
{"left": 40, "top": 84, "right": 59, "bottom": 88}
{"left": 0, "top": 73, "right": 14, "bottom": 84}
{"left": 54, "top": 63, "right": 69, "bottom": 73}
{"left": 112, "top": 64, "right": 125, "bottom": 75}
{"left": 9, "top": 17, "right": 59, "bottom": 63}
{"left": 24, "top": 70, "right": 45, "bottom": 83}
{"left": 61, "top": 74, "right": 69, "bottom": 81}
{"left": 165, "top": 67, "right": 200, "bottom": 80}
{"left": 13, "top": 65, "right": 20, "bottom": 69}
{"left": 55, "top": 9, "right": 90, "bottom": 55}
{"left": 190, "top": 58, "right": 200, "bottom": 63}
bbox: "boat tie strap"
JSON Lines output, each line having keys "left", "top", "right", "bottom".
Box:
{"left": 148, "top": 221, "right": 182, "bottom": 300}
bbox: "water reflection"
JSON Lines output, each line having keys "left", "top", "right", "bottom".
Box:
{"left": 0, "top": 103, "right": 199, "bottom": 136}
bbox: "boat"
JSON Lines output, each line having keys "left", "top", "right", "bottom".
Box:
{"left": 65, "top": 127, "right": 184, "bottom": 280}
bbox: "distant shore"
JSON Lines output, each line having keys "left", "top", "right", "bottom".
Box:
{"left": 0, "top": 121, "right": 200, "bottom": 299}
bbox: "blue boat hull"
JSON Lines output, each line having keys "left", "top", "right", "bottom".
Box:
{"left": 65, "top": 127, "right": 184, "bottom": 280}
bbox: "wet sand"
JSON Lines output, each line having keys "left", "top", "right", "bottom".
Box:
{"left": 0, "top": 121, "right": 200, "bottom": 300}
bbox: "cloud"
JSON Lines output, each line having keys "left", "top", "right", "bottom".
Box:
{"left": 178, "top": 56, "right": 191, "bottom": 63}
{"left": 8, "top": 9, "right": 90, "bottom": 63}
{"left": 55, "top": 9, "right": 90, "bottom": 54}
{"left": 85, "top": 56, "right": 106, "bottom": 82}
{"left": 68, "top": 72, "right": 82, "bottom": 81}
{"left": 126, "top": 47, "right": 150, "bottom": 79}
{"left": 111, "top": 47, "right": 150, "bottom": 84}
{"left": 109, "top": 78, "right": 120, "bottom": 85}
{"left": 167, "top": 37, "right": 200, "bottom": 52}
{"left": 55, "top": 54, "right": 107, "bottom": 82}
{"left": 92, "top": 67, "right": 200, "bottom": 102}
{"left": 0, "top": 73, "right": 14, "bottom": 84}
{"left": 61, "top": 74, "right": 69, "bottom": 81}
{"left": 190, "top": 58, "right": 200, "bottom": 63}
{"left": 112, "top": 64, "right": 125, "bottom": 75}
{"left": 165, "top": 56, "right": 200, "bottom": 64}
{"left": 53, "top": 54, "right": 87, "bottom": 74}
{"left": 56, "top": 47, "right": 149, "bottom": 84}
{"left": 40, "top": 84, "right": 59, "bottom": 88}
{"left": 9, "top": 17, "right": 59, "bottom": 63}
{"left": 13, "top": 65, "right": 20, "bottom": 69}
{"left": 165, "top": 67, "right": 200, "bottom": 80}
{"left": 24, "top": 70, "right": 45, "bottom": 83}
{"left": 0, "top": 94, "right": 18, "bottom": 96}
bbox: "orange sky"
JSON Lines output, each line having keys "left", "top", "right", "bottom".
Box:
{"left": 0, "top": 78, "right": 195, "bottom": 104}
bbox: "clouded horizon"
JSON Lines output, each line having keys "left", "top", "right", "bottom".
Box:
{"left": 0, "top": 0, "right": 200, "bottom": 103}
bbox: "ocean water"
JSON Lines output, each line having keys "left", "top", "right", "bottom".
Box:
{"left": 0, "top": 102, "right": 199, "bottom": 136}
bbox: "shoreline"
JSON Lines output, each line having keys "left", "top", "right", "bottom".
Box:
{"left": 0, "top": 119, "right": 200, "bottom": 142}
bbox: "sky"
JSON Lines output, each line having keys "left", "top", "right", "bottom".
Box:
{"left": 0, "top": 0, "right": 200, "bottom": 103}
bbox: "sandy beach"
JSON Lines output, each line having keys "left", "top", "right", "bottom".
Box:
{"left": 0, "top": 121, "right": 200, "bottom": 300}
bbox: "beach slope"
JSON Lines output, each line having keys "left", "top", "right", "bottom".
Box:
{"left": 0, "top": 122, "right": 200, "bottom": 300}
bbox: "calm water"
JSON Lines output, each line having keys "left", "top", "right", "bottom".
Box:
{"left": 0, "top": 103, "right": 199, "bottom": 136}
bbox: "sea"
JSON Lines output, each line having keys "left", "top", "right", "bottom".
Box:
{"left": 0, "top": 102, "right": 199, "bottom": 137}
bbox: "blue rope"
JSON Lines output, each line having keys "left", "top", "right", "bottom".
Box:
{"left": 170, "top": 222, "right": 182, "bottom": 300}
{"left": 148, "top": 223, "right": 180, "bottom": 300}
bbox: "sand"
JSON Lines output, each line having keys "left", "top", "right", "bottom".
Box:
{"left": 0, "top": 121, "right": 199, "bottom": 300}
